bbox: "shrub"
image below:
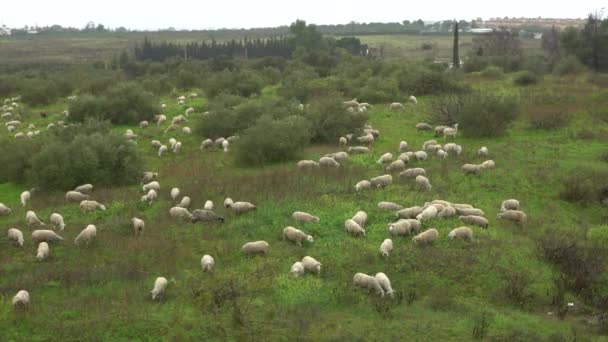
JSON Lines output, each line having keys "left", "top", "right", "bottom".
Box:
{"left": 357, "top": 76, "right": 399, "bottom": 103}
{"left": 480, "top": 66, "right": 504, "bottom": 79}
{"left": 235, "top": 115, "right": 312, "bottom": 165}
{"left": 559, "top": 168, "right": 608, "bottom": 205}
{"left": 553, "top": 55, "right": 586, "bottom": 76}
{"left": 19, "top": 80, "right": 61, "bottom": 106}
{"left": 421, "top": 42, "right": 434, "bottom": 50}
{"left": 527, "top": 110, "right": 571, "bottom": 130}
{"left": 503, "top": 270, "right": 533, "bottom": 308}
{"left": 397, "top": 64, "right": 465, "bottom": 95}
{"left": 471, "top": 311, "right": 493, "bottom": 340}
{"left": 304, "top": 95, "right": 367, "bottom": 143}
{"left": 0, "top": 136, "right": 44, "bottom": 184}
{"left": 513, "top": 71, "right": 540, "bottom": 86}
{"left": 203, "top": 69, "right": 265, "bottom": 98}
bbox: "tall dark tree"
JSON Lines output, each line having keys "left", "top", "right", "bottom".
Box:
{"left": 580, "top": 10, "right": 607, "bottom": 71}
{"left": 453, "top": 21, "right": 460, "bottom": 69}
{"left": 542, "top": 25, "right": 560, "bottom": 63}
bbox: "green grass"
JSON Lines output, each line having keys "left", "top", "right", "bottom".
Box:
{"left": 1, "top": 73, "right": 607, "bottom": 340}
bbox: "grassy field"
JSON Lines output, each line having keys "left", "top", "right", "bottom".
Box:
{"left": 0, "top": 70, "right": 607, "bottom": 340}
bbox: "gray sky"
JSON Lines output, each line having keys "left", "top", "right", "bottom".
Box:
{"left": 2, "top": 0, "right": 606, "bottom": 30}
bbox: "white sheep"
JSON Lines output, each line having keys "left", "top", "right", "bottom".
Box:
{"left": 79, "top": 200, "right": 106, "bottom": 213}
{"left": 443, "top": 143, "right": 462, "bottom": 155}
{"left": 282, "top": 226, "right": 313, "bottom": 247}
{"left": 416, "top": 206, "right": 438, "bottom": 222}
{"left": 414, "top": 151, "right": 428, "bottom": 161}
{"left": 301, "top": 256, "right": 321, "bottom": 275}
{"left": 172, "top": 141, "right": 182, "bottom": 153}
{"left": 185, "top": 107, "right": 195, "bottom": 115}
{"left": 151, "top": 140, "right": 162, "bottom": 148}
{"left": 354, "top": 180, "right": 371, "bottom": 192}
{"left": 214, "top": 137, "right": 226, "bottom": 147}
{"left": 398, "top": 141, "right": 408, "bottom": 153}
{"left": 49, "top": 213, "right": 65, "bottom": 231}
{"left": 20, "top": 191, "right": 31, "bottom": 206}
{"left": 389, "top": 220, "right": 413, "bottom": 236}
{"left": 242, "top": 241, "right": 269, "bottom": 255}
{"left": 325, "top": 151, "right": 349, "bottom": 163}
{"left": 228, "top": 202, "right": 256, "bottom": 214}
{"left": 156, "top": 115, "right": 167, "bottom": 126}
{"left": 459, "top": 215, "right": 489, "bottom": 229}
{"left": 200, "top": 139, "right": 213, "bottom": 150}
{"left": 497, "top": 210, "right": 527, "bottom": 226}
{"left": 409, "top": 95, "right": 418, "bottom": 104}
{"left": 319, "top": 156, "right": 340, "bottom": 168}
{"left": 158, "top": 145, "right": 168, "bottom": 157}
{"left": 292, "top": 211, "right": 320, "bottom": 223}
{"left": 143, "top": 181, "right": 161, "bottom": 193}
{"left": 151, "top": 277, "right": 168, "bottom": 300}
{"left": 12, "top": 290, "right": 30, "bottom": 309}
{"left": 7, "top": 228, "right": 24, "bottom": 247}
{"left": 169, "top": 207, "right": 192, "bottom": 220}
{"left": 377, "top": 202, "right": 403, "bottom": 211}
{"left": 380, "top": 239, "right": 394, "bottom": 257}
{"left": 221, "top": 140, "right": 229, "bottom": 152}
{"left": 139, "top": 121, "right": 149, "bottom": 129}
{"left": 377, "top": 153, "right": 393, "bottom": 164}
{"left": 500, "top": 199, "right": 520, "bottom": 212}
{"left": 353, "top": 273, "right": 384, "bottom": 297}
{"left": 415, "top": 175, "right": 432, "bottom": 191}
{"left": 170, "top": 187, "right": 180, "bottom": 201}
{"left": 132, "top": 217, "right": 145, "bottom": 236}
{"left": 290, "top": 261, "right": 305, "bottom": 277}
{"left": 443, "top": 124, "right": 459, "bottom": 140}
{"left": 462, "top": 164, "right": 482, "bottom": 175}
{"left": 0, "top": 203, "right": 12, "bottom": 216}
{"left": 422, "top": 140, "right": 438, "bottom": 151}
{"left": 74, "top": 224, "right": 97, "bottom": 246}
{"left": 437, "top": 149, "right": 448, "bottom": 159}
{"left": 448, "top": 227, "right": 473, "bottom": 241}
{"left": 204, "top": 200, "right": 214, "bottom": 210}
{"left": 390, "top": 102, "right": 404, "bottom": 111}
{"left": 224, "top": 198, "right": 233, "bottom": 208}
{"left": 182, "top": 127, "right": 192, "bottom": 135}
{"left": 347, "top": 146, "right": 370, "bottom": 154}
{"left": 412, "top": 229, "right": 439, "bottom": 245}
{"left": 375, "top": 272, "right": 395, "bottom": 298}
{"left": 437, "top": 205, "right": 457, "bottom": 218}
{"left": 339, "top": 136, "right": 348, "bottom": 147}
{"left": 397, "top": 153, "right": 410, "bottom": 164}
{"left": 480, "top": 160, "right": 495, "bottom": 169}
{"left": 74, "top": 184, "right": 93, "bottom": 194}
{"left": 26, "top": 211, "right": 45, "bottom": 227}
{"left": 352, "top": 211, "right": 368, "bottom": 228}
{"left": 345, "top": 219, "right": 366, "bottom": 237}
{"left": 399, "top": 167, "right": 426, "bottom": 179}
{"left": 31, "top": 230, "right": 64, "bottom": 244}
{"left": 396, "top": 206, "right": 424, "bottom": 219}
{"left": 385, "top": 160, "right": 406, "bottom": 173}
{"left": 416, "top": 123, "right": 432, "bottom": 131}
{"left": 370, "top": 174, "right": 392, "bottom": 188}
{"left": 478, "top": 146, "right": 488, "bottom": 156}
{"left": 36, "top": 242, "right": 50, "bottom": 261}
{"left": 201, "top": 255, "right": 214, "bottom": 272}
{"left": 457, "top": 208, "right": 485, "bottom": 217}
{"left": 141, "top": 189, "right": 158, "bottom": 204}
{"left": 297, "top": 160, "right": 320, "bottom": 170}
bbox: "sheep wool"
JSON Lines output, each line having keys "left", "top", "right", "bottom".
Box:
{"left": 412, "top": 229, "right": 439, "bottom": 245}
{"left": 177, "top": 196, "right": 191, "bottom": 209}
{"left": 457, "top": 208, "right": 485, "bottom": 217}
{"left": 388, "top": 220, "right": 413, "bottom": 236}
{"left": 201, "top": 255, "right": 214, "bottom": 272}
{"left": 290, "top": 261, "right": 305, "bottom": 277}
{"left": 396, "top": 206, "right": 424, "bottom": 219}
{"left": 151, "top": 277, "right": 168, "bottom": 300}
{"left": 297, "top": 160, "right": 320, "bottom": 170}
{"left": 0, "top": 203, "right": 11, "bottom": 216}
{"left": 74, "top": 184, "right": 93, "bottom": 194}
{"left": 415, "top": 175, "right": 432, "bottom": 191}
{"left": 49, "top": 213, "right": 66, "bottom": 231}
{"left": 203, "top": 200, "right": 214, "bottom": 210}
{"left": 36, "top": 242, "right": 50, "bottom": 261}
{"left": 191, "top": 209, "right": 225, "bottom": 223}
{"left": 31, "top": 230, "right": 64, "bottom": 244}
{"left": 169, "top": 207, "right": 192, "bottom": 220}
{"left": 345, "top": 219, "right": 366, "bottom": 237}
{"left": 74, "top": 225, "right": 97, "bottom": 246}
{"left": 399, "top": 168, "right": 426, "bottom": 179}
{"left": 375, "top": 272, "right": 395, "bottom": 298}
{"left": 353, "top": 273, "right": 384, "bottom": 297}
{"left": 242, "top": 241, "right": 269, "bottom": 255}
{"left": 352, "top": 211, "right": 368, "bottom": 228}
{"left": 20, "top": 191, "right": 30, "bottom": 207}
{"left": 380, "top": 239, "right": 394, "bottom": 257}
{"left": 12, "top": 290, "right": 30, "bottom": 309}
{"left": 481, "top": 160, "right": 495, "bottom": 169}
{"left": 224, "top": 198, "right": 234, "bottom": 208}
{"left": 143, "top": 181, "right": 161, "bottom": 193}
{"left": 79, "top": 200, "right": 106, "bottom": 213}
{"left": 370, "top": 174, "right": 393, "bottom": 188}
{"left": 498, "top": 210, "right": 527, "bottom": 226}
{"left": 170, "top": 188, "right": 180, "bottom": 200}
{"left": 462, "top": 164, "right": 482, "bottom": 175}
{"left": 230, "top": 202, "right": 257, "bottom": 214}
{"left": 386, "top": 160, "right": 406, "bottom": 173}
{"left": 319, "top": 156, "right": 340, "bottom": 168}
{"left": 65, "top": 191, "right": 89, "bottom": 202}
{"left": 292, "top": 211, "right": 320, "bottom": 223}
{"left": 301, "top": 256, "right": 322, "bottom": 275}
{"left": 459, "top": 215, "right": 489, "bottom": 229}
{"left": 377, "top": 202, "right": 403, "bottom": 211}
{"left": 376, "top": 153, "right": 393, "bottom": 164}
{"left": 7, "top": 228, "right": 24, "bottom": 247}
{"left": 282, "top": 226, "right": 313, "bottom": 247}
{"left": 354, "top": 180, "right": 371, "bottom": 192}
{"left": 132, "top": 217, "right": 145, "bottom": 236}
{"left": 500, "top": 199, "right": 520, "bottom": 212}
{"left": 448, "top": 227, "right": 474, "bottom": 241}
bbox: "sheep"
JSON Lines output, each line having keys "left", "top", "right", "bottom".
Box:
{"left": 214, "top": 137, "right": 226, "bottom": 147}
{"left": 414, "top": 151, "right": 428, "bottom": 161}
{"left": 375, "top": 272, "right": 395, "bottom": 298}
{"left": 172, "top": 141, "right": 182, "bottom": 153}
{"left": 132, "top": 217, "right": 145, "bottom": 236}
{"left": 399, "top": 167, "right": 426, "bottom": 179}
{"left": 141, "top": 172, "right": 158, "bottom": 184}
{"left": 343, "top": 98, "right": 359, "bottom": 108}
{"left": 416, "top": 205, "right": 438, "bottom": 222}
{"left": 191, "top": 209, "right": 225, "bottom": 223}
{"left": 409, "top": 95, "right": 418, "bottom": 104}
{"left": 182, "top": 127, "right": 192, "bottom": 135}
{"left": 169, "top": 207, "right": 192, "bottom": 220}
{"left": 201, "top": 255, "right": 214, "bottom": 272}
{"left": 353, "top": 273, "right": 384, "bottom": 297}
{"left": 49, "top": 213, "right": 65, "bottom": 231}
{"left": 326, "top": 151, "right": 349, "bottom": 163}
{"left": 139, "top": 121, "right": 149, "bottom": 129}
{"left": 448, "top": 227, "right": 474, "bottom": 241}
{"left": 459, "top": 215, "right": 489, "bottom": 229}
{"left": 31, "top": 230, "right": 64, "bottom": 244}
{"left": 396, "top": 206, "right": 424, "bottom": 219}
{"left": 437, "top": 149, "right": 448, "bottom": 159}
{"left": 388, "top": 220, "right": 413, "bottom": 236}
{"left": 357, "top": 133, "right": 375, "bottom": 145}
{"left": 141, "top": 189, "right": 158, "bottom": 204}
{"left": 7, "top": 125, "right": 15, "bottom": 133}
{"left": 242, "top": 241, "right": 269, "bottom": 255}
{"left": 36, "top": 242, "right": 50, "bottom": 261}
{"left": 397, "top": 153, "right": 410, "bottom": 164}
{"left": 390, "top": 102, "right": 404, "bottom": 111}
{"left": 228, "top": 202, "right": 257, "bottom": 214}
{"left": 292, "top": 211, "right": 320, "bottom": 223}
{"left": 151, "top": 140, "right": 162, "bottom": 148}
{"left": 355, "top": 180, "right": 371, "bottom": 192}
{"left": 377, "top": 202, "right": 403, "bottom": 211}
{"left": 437, "top": 205, "right": 457, "bottom": 218}
{"left": 319, "top": 156, "right": 340, "bottom": 168}
{"left": 345, "top": 219, "right": 366, "bottom": 237}
{"left": 380, "top": 239, "right": 394, "bottom": 257}
{"left": 170, "top": 187, "right": 180, "bottom": 201}
{"left": 143, "top": 181, "right": 161, "bottom": 193}
{"left": 422, "top": 139, "right": 438, "bottom": 151}
{"left": 12, "top": 290, "right": 30, "bottom": 309}
{"left": 402, "top": 219, "right": 422, "bottom": 232}
{"left": 301, "top": 256, "right": 321, "bottom": 275}
{"left": 74, "top": 225, "right": 97, "bottom": 246}
{"left": 282, "top": 226, "right": 313, "bottom": 247}
{"left": 412, "top": 229, "right": 439, "bottom": 245}
{"left": 74, "top": 184, "right": 93, "bottom": 194}
{"left": 26, "top": 131, "right": 34, "bottom": 139}
{"left": 416, "top": 122, "right": 433, "bottom": 131}
{"left": 290, "top": 261, "right": 305, "bottom": 277}
{"left": 156, "top": 115, "right": 167, "bottom": 126}
{"left": 500, "top": 199, "right": 520, "bottom": 212}
{"left": 352, "top": 211, "right": 368, "bottom": 228}
{"left": 185, "top": 107, "right": 195, "bottom": 116}
{"left": 462, "top": 164, "right": 482, "bottom": 175}
{"left": 158, "top": 145, "right": 168, "bottom": 157}
{"left": 224, "top": 198, "right": 233, "bottom": 208}
{"left": 443, "top": 124, "right": 459, "bottom": 140}
{"left": 7, "top": 228, "right": 24, "bottom": 247}
{"left": 480, "top": 160, "right": 495, "bottom": 169}
{"left": 222, "top": 140, "right": 229, "bottom": 152}
{"left": 172, "top": 115, "right": 187, "bottom": 125}
{"left": 124, "top": 130, "right": 138, "bottom": 140}
{"left": 0, "top": 203, "right": 11, "bottom": 216}
{"left": 452, "top": 203, "right": 474, "bottom": 210}
{"left": 200, "top": 139, "right": 213, "bottom": 150}
{"left": 457, "top": 208, "right": 485, "bottom": 217}
{"left": 26, "top": 211, "right": 45, "bottom": 227}
{"left": 339, "top": 136, "right": 348, "bottom": 147}
{"left": 79, "top": 200, "right": 106, "bottom": 213}
{"left": 20, "top": 191, "right": 31, "bottom": 206}
{"left": 497, "top": 210, "right": 527, "bottom": 226}
{"left": 204, "top": 200, "right": 214, "bottom": 210}
{"left": 297, "top": 160, "right": 320, "bottom": 170}
{"left": 415, "top": 175, "right": 432, "bottom": 191}
{"left": 6, "top": 120, "right": 22, "bottom": 127}
{"left": 370, "top": 174, "right": 392, "bottom": 188}
{"left": 151, "top": 277, "right": 168, "bottom": 300}
{"left": 443, "top": 143, "right": 462, "bottom": 155}
{"left": 478, "top": 146, "right": 488, "bottom": 157}
{"left": 385, "top": 159, "right": 406, "bottom": 173}
{"left": 347, "top": 146, "right": 370, "bottom": 154}
{"left": 376, "top": 152, "right": 393, "bottom": 164}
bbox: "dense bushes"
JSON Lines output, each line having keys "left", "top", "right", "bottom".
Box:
{"left": 202, "top": 69, "right": 267, "bottom": 98}
{"left": 480, "top": 66, "right": 504, "bottom": 79}
{"left": 527, "top": 110, "right": 571, "bottom": 130}
{"left": 69, "top": 83, "right": 157, "bottom": 124}
{"left": 559, "top": 168, "right": 608, "bottom": 205}
{"left": 304, "top": 95, "right": 368, "bottom": 143}
{"left": 513, "top": 71, "right": 540, "bottom": 86}
{"left": 20, "top": 79, "right": 72, "bottom": 106}
{"left": 553, "top": 55, "right": 586, "bottom": 76}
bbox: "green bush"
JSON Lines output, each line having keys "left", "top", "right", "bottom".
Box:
{"left": 304, "top": 95, "right": 368, "bottom": 143}
{"left": 553, "top": 55, "right": 586, "bottom": 76}
{"left": 0, "top": 136, "right": 44, "bottom": 184}
{"left": 357, "top": 76, "right": 399, "bottom": 103}
{"left": 19, "top": 80, "right": 62, "bottom": 106}
{"left": 235, "top": 115, "right": 312, "bottom": 165}
{"left": 480, "top": 66, "right": 504, "bottom": 79}
{"left": 527, "top": 110, "right": 571, "bottom": 130}
{"left": 202, "top": 69, "right": 266, "bottom": 98}
{"left": 559, "top": 168, "right": 608, "bottom": 205}
{"left": 397, "top": 64, "right": 465, "bottom": 95}
{"left": 513, "top": 71, "right": 540, "bottom": 86}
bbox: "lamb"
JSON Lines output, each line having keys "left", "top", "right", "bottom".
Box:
{"left": 214, "top": 137, "right": 226, "bottom": 147}
{"left": 20, "top": 190, "right": 31, "bottom": 206}
{"left": 376, "top": 152, "right": 393, "bottom": 164}
{"left": 480, "top": 160, "right": 495, "bottom": 169}
{"left": 370, "top": 174, "right": 393, "bottom": 188}
{"left": 158, "top": 145, "right": 168, "bottom": 157}
{"left": 224, "top": 198, "right": 233, "bottom": 208}
{"left": 497, "top": 210, "right": 527, "bottom": 226}
{"left": 500, "top": 199, "right": 520, "bottom": 212}
{"left": 301, "top": 256, "right": 322, "bottom": 275}
{"left": 399, "top": 167, "right": 426, "bottom": 179}
{"left": 377, "top": 202, "right": 403, "bottom": 211}
{"left": 412, "top": 229, "right": 439, "bottom": 245}
{"left": 380, "top": 239, "right": 394, "bottom": 257}
{"left": 169, "top": 207, "right": 192, "bottom": 220}
{"left": 290, "top": 261, "right": 305, "bottom": 277}
{"left": 348, "top": 146, "right": 370, "bottom": 154}
{"left": 74, "top": 184, "right": 93, "bottom": 194}
{"left": 49, "top": 213, "right": 66, "bottom": 231}
{"left": 437, "top": 205, "right": 457, "bottom": 218}
{"left": 242, "top": 241, "right": 269, "bottom": 255}
{"left": 228, "top": 202, "right": 257, "bottom": 214}
{"left": 204, "top": 200, "right": 214, "bottom": 210}
{"left": 297, "top": 160, "right": 320, "bottom": 170}
{"left": 79, "top": 200, "right": 106, "bottom": 213}
{"left": 414, "top": 151, "right": 428, "bottom": 161}
{"left": 141, "top": 172, "right": 158, "bottom": 184}
{"left": 172, "top": 141, "right": 182, "bottom": 153}
{"left": 357, "top": 133, "right": 374, "bottom": 144}
{"left": 437, "top": 149, "right": 448, "bottom": 159}
{"left": 353, "top": 273, "right": 384, "bottom": 297}
{"left": 191, "top": 209, "right": 225, "bottom": 223}
{"left": 7, "top": 228, "right": 24, "bottom": 247}
{"left": 354, "top": 180, "right": 371, "bottom": 192}
{"left": 319, "top": 156, "right": 340, "bottom": 168}
{"left": 132, "top": 217, "right": 145, "bottom": 236}
{"left": 416, "top": 206, "right": 438, "bottom": 222}
{"left": 292, "top": 211, "right": 320, "bottom": 223}
{"left": 388, "top": 220, "right": 413, "bottom": 236}
{"left": 282, "top": 226, "right": 314, "bottom": 247}
{"left": 182, "top": 127, "right": 192, "bottom": 135}
{"left": 169, "top": 138, "right": 177, "bottom": 149}
{"left": 143, "top": 181, "right": 161, "bottom": 193}
{"left": 74, "top": 224, "right": 97, "bottom": 246}
{"left": 443, "top": 143, "right": 462, "bottom": 155}
{"left": 409, "top": 95, "right": 418, "bottom": 104}
{"left": 396, "top": 206, "right": 424, "bottom": 219}
{"left": 375, "top": 272, "right": 395, "bottom": 298}
{"left": 0, "top": 203, "right": 11, "bottom": 216}
{"left": 201, "top": 255, "right": 214, "bottom": 272}
{"left": 448, "top": 227, "right": 473, "bottom": 241}
{"left": 344, "top": 219, "right": 365, "bottom": 237}
{"left": 151, "top": 277, "right": 168, "bottom": 300}
{"left": 26, "top": 211, "right": 45, "bottom": 227}
{"left": 352, "top": 211, "right": 368, "bottom": 228}
{"left": 31, "top": 230, "right": 64, "bottom": 244}
{"left": 399, "top": 141, "right": 408, "bottom": 153}
{"left": 390, "top": 102, "right": 404, "bottom": 111}
{"left": 462, "top": 164, "right": 482, "bottom": 175}
{"left": 416, "top": 123, "right": 432, "bottom": 131}
{"left": 170, "top": 187, "right": 180, "bottom": 201}
{"left": 443, "top": 124, "right": 459, "bottom": 140}
{"left": 415, "top": 175, "right": 432, "bottom": 191}
{"left": 339, "top": 136, "right": 348, "bottom": 147}
{"left": 12, "top": 290, "right": 30, "bottom": 309}
{"left": 139, "top": 121, "right": 149, "bottom": 129}
{"left": 478, "top": 146, "right": 488, "bottom": 157}
{"left": 36, "top": 242, "right": 50, "bottom": 261}
{"left": 459, "top": 215, "right": 489, "bottom": 229}
{"left": 457, "top": 208, "right": 485, "bottom": 217}
{"left": 141, "top": 189, "right": 158, "bottom": 204}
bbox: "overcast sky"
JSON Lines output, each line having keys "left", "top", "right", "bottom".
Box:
{"left": 2, "top": 1, "right": 606, "bottom": 30}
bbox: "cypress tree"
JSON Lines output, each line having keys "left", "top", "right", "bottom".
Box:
{"left": 453, "top": 20, "right": 460, "bottom": 68}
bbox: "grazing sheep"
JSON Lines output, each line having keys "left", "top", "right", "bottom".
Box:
{"left": 376, "top": 152, "right": 393, "bottom": 164}
{"left": 414, "top": 151, "right": 428, "bottom": 161}
{"left": 49, "top": 213, "right": 65, "bottom": 231}
{"left": 0, "top": 203, "right": 11, "bottom": 216}
{"left": 452, "top": 203, "right": 474, "bottom": 210}
{"left": 12, "top": 290, "right": 30, "bottom": 309}
{"left": 422, "top": 139, "right": 438, "bottom": 151}
{"left": 397, "top": 153, "right": 410, "bottom": 164}
{"left": 139, "top": 121, "right": 149, "bottom": 129}
{"left": 442, "top": 143, "right": 461, "bottom": 156}
{"left": 339, "top": 136, "right": 348, "bottom": 147}
{"left": 224, "top": 198, "right": 233, "bottom": 208}
{"left": 74, "top": 184, "right": 93, "bottom": 194}
{"left": 169, "top": 207, "right": 192, "bottom": 220}
{"left": 343, "top": 98, "right": 359, "bottom": 108}
{"left": 412, "top": 229, "right": 439, "bottom": 245}
{"left": 282, "top": 226, "right": 313, "bottom": 247}
{"left": 79, "top": 200, "right": 106, "bottom": 213}
{"left": 229, "top": 202, "right": 257, "bottom": 214}
{"left": 124, "top": 130, "right": 138, "bottom": 140}
{"left": 326, "top": 151, "right": 349, "bottom": 163}
{"left": 398, "top": 141, "right": 408, "bottom": 153}
{"left": 292, "top": 211, "right": 320, "bottom": 223}
{"left": 352, "top": 211, "right": 368, "bottom": 228}
{"left": 156, "top": 115, "right": 167, "bottom": 126}
{"left": 380, "top": 239, "right": 394, "bottom": 257}
{"left": 185, "top": 107, "right": 195, "bottom": 116}
{"left": 375, "top": 272, "right": 395, "bottom": 298}
{"left": 348, "top": 146, "right": 370, "bottom": 154}
{"left": 437, "top": 205, "right": 457, "bottom": 218}
{"left": 191, "top": 209, "right": 225, "bottom": 223}
{"left": 370, "top": 174, "right": 393, "bottom": 188}
{"left": 355, "top": 180, "right": 371, "bottom": 192}
{"left": 132, "top": 217, "right": 145, "bottom": 236}
{"left": 478, "top": 146, "right": 488, "bottom": 156}
{"left": 448, "top": 227, "right": 473, "bottom": 241}
{"left": 480, "top": 160, "right": 495, "bottom": 169}
{"left": 459, "top": 215, "right": 489, "bottom": 229}
{"left": 443, "top": 124, "right": 459, "bottom": 140}
{"left": 201, "top": 255, "right": 214, "bottom": 272}
{"left": 74, "top": 225, "right": 97, "bottom": 246}
{"left": 200, "top": 139, "right": 213, "bottom": 150}
{"left": 388, "top": 220, "right": 413, "bottom": 236}
{"left": 437, "top": 149, "right": 448, "bottom": 159}
{"left": 400, "top": 167, "right": 426, "bottom": 179}
{"left": 151, "top": 277, "right": 168, "bottom": 300}
{"left": 31, "top": 230, "right": 64, "bottom": 244}
{"left": 182, "top": 127, "right": 192, "bottom": 135}
{"left": 203, "top": 200, "right": 213, "bottom": 210}
{"left": 415, "top": 175, "right": 432, "bottom": 191}
{"left": 172, "top": 115, "right": 187, "bottom": 125}
{"left": 141, "top": 189, "right": 158, "bottom": 204}
{"left": 297, "top": 160, "right": 320, "bottom": 170}
{"left": 301, "top": 256, "right": 321, "bottom": 275}
{"left": 172, "top": 141, "right": 182, "bottom": 153}
{"left": 242, "top": 241, "right": 269, "bottom": 255}
{"left": 416, "top": 123, "right": 432, "bottom": 131}
{"left": 434, "top": 125, "right": 447, "bottom": 137}
{"left": 143, "top": 181, "right": 161, "bottom": 193}
{"left": 457, "top": 208, "right": 485, "bottom": 217}
{"left": 141, "top": 172, "right": 158, "bottom": 184}
{"left": 390, "top": 102, "right": 404, "bottom": 111}
{"left": 151, "top": 140, "right": 162, "bottom": 148}
{"left": 462, "top": 164, "right": 482, "bottom": 175}
{"left": 353, "top": 273, "right": 384, "bottom": 297}
{"left": 402, "top": 219, "right": 422, "bottom": 232}
{"left": 319, "top": 156, "right": 340, "bottom": 168}
{"left": 501, "top": 199, "right": 520, "bottom": 212}
{"left": 409, "top": 95, "right": 418, "bottom": 104}
{"left": 385, "top": 159, "right": 406, "bottom": 173}
{"left": 36, "top": 242, "right": 50, "bottom": 261}
{"left": 222, "top": 140, "right": 229, "bottom": 152}
{"left": 345, "top": 219, "right": 366, "bottom": 237}
{"left": 498, "top": 210, "right": 527, "bottom": 226}
{"left": 26, "top": 211, "right": 45, "bottom": 227}
{"left": 158, "top": 145, "right": 168, "bottom": 157}
{"left": 170, "top": 188, "right": 180, "bottom": 201}
{"left": 416, "top": 206, "right": 438, "bottom": 222}
{"left": 8, "top": 228, "right": 24, "bottom": 247}
{"left": 20, "top": 191, "right": 31, "bottom": 206}
{"left": 65, "top": 190, "right": 89, "bottom": 202}
{"left": 378, "top": 202, "right": 403, "bottom": 211}
{"left": 290, "top": 261, "right": 305, "bottom": 277}
{"left": 396, "top": 206, "right": 424, "bottom": 219}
